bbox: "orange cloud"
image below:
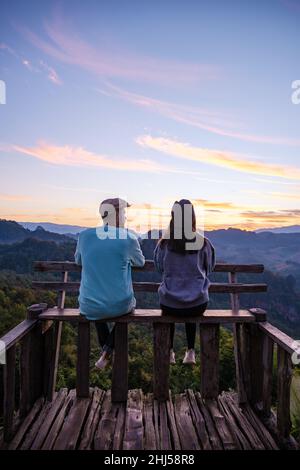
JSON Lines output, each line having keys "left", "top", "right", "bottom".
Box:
{"left": 136, "top": 135, "right": 300, "bottom": 180}
{"left": 11, "top": 141, "right": 168, "bottom": 173}
{"left": 0, "top": 193, "right": 31, "bottom": 202}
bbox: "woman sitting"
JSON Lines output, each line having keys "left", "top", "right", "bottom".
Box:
{"left": 154, "top": 199, "right": 216, "bottom": 365}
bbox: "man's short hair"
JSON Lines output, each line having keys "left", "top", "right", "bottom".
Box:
{"left": 99, "top": 198, "right": 131, "bottom": 219}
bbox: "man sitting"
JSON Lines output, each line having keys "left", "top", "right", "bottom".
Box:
{"left": 74, "top": 198, "right": 145, "bottom": 369}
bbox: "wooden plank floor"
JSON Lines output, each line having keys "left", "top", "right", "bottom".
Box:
{"left": 2, "top": 388, "right": 279, "bottom": 450}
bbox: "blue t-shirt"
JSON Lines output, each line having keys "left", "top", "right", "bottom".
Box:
{"left": 75, "top": 225, "right": 145, "bottom": 320}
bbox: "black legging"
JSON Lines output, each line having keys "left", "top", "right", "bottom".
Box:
{"left": 94, "top": 311, "right": 132, "bottom": 353}
{"left": 160, "top": 302, "right": 208, "bottom": 349}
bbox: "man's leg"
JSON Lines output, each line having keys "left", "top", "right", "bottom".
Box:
{"left": 94, "top": 322, "right": 110, "bottom": 349}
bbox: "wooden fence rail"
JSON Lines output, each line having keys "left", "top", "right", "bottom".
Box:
{"left": 0, "top": 260, "right": 299, "bottom": 447}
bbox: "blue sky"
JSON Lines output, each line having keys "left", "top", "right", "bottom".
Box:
{"left": 0, "top": 0, "right": 300, "bottom": 230}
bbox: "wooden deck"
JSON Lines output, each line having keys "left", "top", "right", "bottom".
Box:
{"left": 1, "top": 388, "right": 279, "bottom": 450}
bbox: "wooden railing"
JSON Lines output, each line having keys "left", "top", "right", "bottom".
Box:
{"left": 0, "top": 260, "right": 299, "bottom": 447}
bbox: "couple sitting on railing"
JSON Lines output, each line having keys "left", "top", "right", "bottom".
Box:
{"left": 74, "top": 197, "right": 216, "bottom": 370}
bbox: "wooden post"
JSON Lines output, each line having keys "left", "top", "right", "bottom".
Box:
{"left": 43, "top": 321, "right": 62, "bottom": 401}
{"left": 3, "top": 345, "right": 16, "bottom": 442}
{"left": 200, "top": 324, "right": 220, "bottom": 398}
{"left": 248, "top": 324, "right": 264, "bottom": 410}
{"left": 277, "top": 346, "right": 292, "bottom": 438}
{"left": 228, "top": 272, "right": 247, "bottom": 404}
{"left": 112, "top": 323, "right": 128, "bottom": 402}
{"left": 43, "top": 271, "right": 67, "bottom": 401}
{"left": 153, "top": 323, "right": 171, "bottom": 401}
{"left": 20, "top": 303, "right": 47, "bottom": 416}
{"left": 262, "top": 334, "right": 274, "bottom": 417}
{"left": 76, "top": 318, "right": 90, "bottom": 398}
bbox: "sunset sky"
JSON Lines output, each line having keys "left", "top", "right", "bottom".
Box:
{"left": 1, "top": 0, "right": 300, "bottom": 231}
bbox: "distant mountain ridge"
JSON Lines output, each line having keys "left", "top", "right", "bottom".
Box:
{"left": 0, "top": 220, "right": 72, "bottom": 244}
{"left": 255, "top": 225, "right": 300, "bottom": 234}
{"left": 20, "top": 221, "right": 87, "bottom": 235}
{"left": 20, "top": 221, "right": 300, "bottom": 235}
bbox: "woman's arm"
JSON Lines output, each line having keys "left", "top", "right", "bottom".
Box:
{"left": 203, "top": 238, "right": 216, "bottom": 275}
{"left": 153, "top": 241, "right": 165, "bottom": 274}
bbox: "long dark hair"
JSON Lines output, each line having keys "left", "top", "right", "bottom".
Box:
{"left": 159, "top": 199, "right": 198, "bottom": 254}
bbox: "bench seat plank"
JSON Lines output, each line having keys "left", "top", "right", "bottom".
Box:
{"left": 38, "top": 308, "right": 255, "bottom": 323}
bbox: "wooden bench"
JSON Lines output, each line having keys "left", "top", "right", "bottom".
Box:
{"left": 30, "top": 260, "right": 269, "bottom": 402}
{"left": 1, "top": 259, "right": 299, "bottom": 445}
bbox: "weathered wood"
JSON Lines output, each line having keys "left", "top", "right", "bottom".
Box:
{"left": 228, "top": 272, "right": 247, "bottom": 404}
{"left": 218, "top": 394, "right": 251, "bottom": 450}
{"left": 112, "top": 402, "right": 126, "bottom": 450}
{"left": 43, "top": 271, "right": 66, "bottom": 400}
{"left": 187, "top": 389, "right": 211, "bottom": 450}
{"left": 159, "top": 402, "right": 172, "bottom": 450}
{"left": 31, "top": 388, "right": 68, "bottom": 449}
{"left": 248, "top": 307, "right": 267, "bottom": 322}
{"left": 19, "top": 334, "right": 31, "bottom": 417}
{"left": 42, "top": 389, "right": 76, "bottom": 449}
{"left": 153, "top": 323, "right": 171, "bottom": 401}
{"left": 76, "top": 319, "right": 90, "bottom": 398}
{"left": 38, "top": 307, "right": 256, "bottom": 323}
{"left": 79, "top": 388, "right": 104, "bottom": 450}
{"left": 219, "top": 392, "right": 264, "bottom": 449}
{"left": 174, "top": 393, "right": 201, "bottom": 450}
{"left": 262, "top": 334, "right": 274, "bottom": 417}
{"left": 43, "top": 321, "right": 63, "bottom": 401}
{"left": 200, "top": 324, "right": 220, "bottom": 398}
{"left": 195, "top": 392, "right": 223, "bottom": 449}
{"left": 3, "top": 387, "right": 291, "bottom": 450}
{"left": 206, "top": 398, "right": 238, "bottom": 450}
{"left": 53, "top": 392, "right": 91, "bottom": 449}
{"left": 166, "top": 391, "right": 181, "bottom": 450}
{"left": 277, "top": 346, "right": 292, "bottom": 439}
{"left": 111, "top": 323, "right": 128, "bottom": 402}
{"left": 259, "top": 322, "right": 297, "bottom": 355}
{"left": 32, "top": 280, "right": 267, "bottom": 294}
{"left": 123, "top": 389, "right": 144, "bottom": 450}
{"left": 153, "top": 397, "right": 160, "bottom": 449}
{"left": 94, "top": 390, "right": 121, "bottom": 450}
{"left": 143, "top": 394, "right": 157, "bottom": 450}
{"left": 0, "top": 319, "right": 37, "bottom": 350}
{"left": 242, "top": 400, "right": 278, "bottom": 449}
{"left": 233, "top": 324, "right": 247, "bottom": 403}
{"left": 34, "top": 260, "right": 264, "bottom": 273}
{"left": 248, "top": 324, "right": 264, "bottom": 409}
{"left": 8, "top": 397, "right": 44, "bottom": 449}
{"left": 3, "top": 345, "right": 16, "bottom": 442}
{"left": 20, "top": 393, "right": 58, "bottom": 449}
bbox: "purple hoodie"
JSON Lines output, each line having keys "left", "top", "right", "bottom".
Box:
{"left": 153, "top": 235, "right": 216, "bottom": 308}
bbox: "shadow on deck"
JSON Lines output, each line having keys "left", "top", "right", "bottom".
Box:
{"left": 2, "top": 388, "right": 279, "bottom": 451}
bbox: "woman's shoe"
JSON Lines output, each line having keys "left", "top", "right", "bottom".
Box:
{"left": 95, "top": 352, "right": 112, "bottom": 370}
{"left": 183, "top": 349, "right": 196, "bottom": 365}
{"left": 170, "top": 349, "right": 176, "bottom": 364}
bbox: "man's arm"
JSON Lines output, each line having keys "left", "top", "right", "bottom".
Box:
{"left": 129, "top": 237, "right": 145, "bottom": 267}
{"left": 74, "top": 236, "right": 82, "bottom": 265}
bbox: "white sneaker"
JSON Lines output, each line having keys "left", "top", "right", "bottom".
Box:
{"left": 183, "top": 349, "right": 196, "bottom": 365}
{"left": 170, "top": 349, "right": 176, "bottom": 365}
{"left": 95, "top": 352, "right": 111, "bottom": 370}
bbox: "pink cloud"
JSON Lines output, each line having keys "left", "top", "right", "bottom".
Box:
{"left": 99, "top": 82, "right": 300, "bottom": 147}
{"left": 16, "top": 15, "right": 220, "bottom": 86}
